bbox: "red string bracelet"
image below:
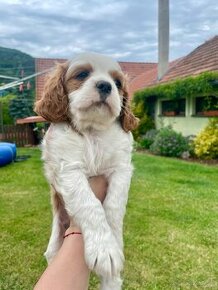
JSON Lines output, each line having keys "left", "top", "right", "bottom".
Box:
{"left": 63, "top": 232, "right": 82, "bottom": 238}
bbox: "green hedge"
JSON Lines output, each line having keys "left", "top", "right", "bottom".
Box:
{"left": 133, "top": 71, "right": 218, "bottom": 103}
{"left": 131, "top": 71, "right": 218, "bottom": 139}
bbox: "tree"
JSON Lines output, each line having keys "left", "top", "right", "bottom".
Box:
{"left": 9, "top": 89, "right": 34, "bottom": 121}
{"left": 0, "top": 94, "right": 15, "bottom": 125}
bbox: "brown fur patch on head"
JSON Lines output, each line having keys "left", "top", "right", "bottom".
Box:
{"left": 110, "top": 71, "right": 138, "bottom": 132}
{"left": 34, "top": 62, "right": 93, "bottom": 123}
{"left": 34, "top": 62, "right": 70, "bottom": 122}
{"left": 65, "top": 63, "right": 93, "bottom": 92}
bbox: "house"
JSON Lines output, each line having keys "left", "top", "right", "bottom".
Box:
{"left": 35, "top": 58, "right": 157, "bottom": 100}
{"left": 35, "top": 36, "right": 218, "bottom": 136}
{"left": 131, "top": 36, "right": 218, "bottom": 136}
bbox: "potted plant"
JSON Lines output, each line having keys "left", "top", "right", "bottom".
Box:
{"left": 202, "top": 96, "right": 218, "bottom": 116}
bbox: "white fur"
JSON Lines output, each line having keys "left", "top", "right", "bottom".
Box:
{"left": 41, "top": 53, "right": 134, "bottom": 290}
{"left": 67, "top": 53, "right": 123, "bottom": 131}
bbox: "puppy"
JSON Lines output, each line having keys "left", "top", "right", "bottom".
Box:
{"left": 35, "top": 52, "right": 138, "bottom": 290}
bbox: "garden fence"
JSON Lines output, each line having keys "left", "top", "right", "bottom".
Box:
{"left": 0, "top": 124, "right": 35, "bottom": 147}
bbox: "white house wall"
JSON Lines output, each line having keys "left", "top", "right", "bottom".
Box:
{"left": 155, "top": 98, "right": 210, "bottom": 136}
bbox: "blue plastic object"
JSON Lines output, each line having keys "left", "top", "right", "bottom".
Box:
{"left": 0, "top": 142, "right": 17, "bottom": 167}
{"left": 0, "top": 142, "right": 17, "bottom": 160}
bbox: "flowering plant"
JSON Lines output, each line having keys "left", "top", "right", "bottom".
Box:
{"left": 194, "top": 119, "right": 218, "bottom": 159}
{"left": 150, "top": 126, "right": 189, "bottom": 157}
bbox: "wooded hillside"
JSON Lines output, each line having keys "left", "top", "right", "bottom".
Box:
{"left": 0, "top": 47, "right": 35, "bottom": 81}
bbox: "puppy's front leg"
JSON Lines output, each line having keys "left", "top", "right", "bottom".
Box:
{"left": 102, "top": 166, "right": 133, "bottom": 290}
{"left": 56, "top": 167, "right": 124, "bottom": 278}
{"left": 104, "top": 166, "right": 132, "bottom": 247}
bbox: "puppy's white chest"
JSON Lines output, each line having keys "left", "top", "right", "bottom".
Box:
{"left": 83, "top": 134, "right": 111, "bottom": 176}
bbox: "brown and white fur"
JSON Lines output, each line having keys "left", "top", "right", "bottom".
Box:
{"left": 35, "top": 52, "right": 138, "bottom": 290}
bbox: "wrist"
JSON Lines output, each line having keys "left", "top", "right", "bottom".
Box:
{"left": 64, "top": 226, "right": 81, "bottom": 236}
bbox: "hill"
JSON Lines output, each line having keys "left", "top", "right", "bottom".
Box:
{"left": 0, "top": 47, "right": 35, "bottom": 81}
{"left": 0, "top": 47, "right": 35, "bottom": 123}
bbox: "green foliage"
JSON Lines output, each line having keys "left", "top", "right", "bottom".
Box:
{"left": 0, "top": 94, "right": 16, "bottom": 124}
{"left": 134, "top": 71, "right": 218, "bottom": 103}
{"left": 131, "top": 71, "right": 218, "bottom": 141}
{"left": 0, "top": 46, "right": 34, "bottom": 79}
{"left": 0, "top": 46, "right": 35, "bottom": 96}
{"left": 203, "top": 95, "right": 218, "bottom": 111}
{"left": 1, "top": 148, "right": 218, "bottom": 289}
{"left": 194, "top": 118, "right": 218, "bottom": 160}
{"left": 9, "top": 90, "right": 35, "bottom": 121}
{"left": 150, "top": 126, "right": 189, "bottom": 157}
{"left": 132, "top": 99, "right": 155, "bottom": 140}
{"left": 186, "top": 135, "right": 196, "bottom": 158}
{"left": 132, "top": 114, "right": 155, "bottom": 140}
{"left": 140, "top": 129, "right": 158, "bottom": 149}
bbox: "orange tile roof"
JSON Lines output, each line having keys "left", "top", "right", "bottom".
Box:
{"left": 129, "top": 35, "right": 218, "bottom": 95}
{"left": 35, "top": 58, "right": 66, "bottom": 100}
{"left": 129, "top": 67, "right": 157, "bottom": 96}
{"left": 128, "top": 58, "right": 182, "bottom": 96}
{"left": 119, "top": 62, "right": 157, "bottom": 81}
{"left": 35, "top": 58, "right": 157, "bottom": 99}
{"left": 35, "top": 36, "right": 218, "bottom": 100}
{"left": 161, "top": 35, "right": 218, "bottom": 83}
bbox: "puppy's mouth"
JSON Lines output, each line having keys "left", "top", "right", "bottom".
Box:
{"left": 80, "top": 100, "right": 111, "bottom": 112}
{"left": 94, "top": 101, "right": 110, "bottom": 108}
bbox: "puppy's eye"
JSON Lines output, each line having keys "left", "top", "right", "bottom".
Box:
{"left": 114, "top": 79, "right": 122, "bottom": 89}
{"left": 75, "top": 70, "right": 90, "bottom": 80}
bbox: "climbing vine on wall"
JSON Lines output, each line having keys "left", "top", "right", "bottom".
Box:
{"left": 131, "top": 71, "right": 218, "bottom": 139}
{"left": 133, "top": 71, "right": 218, "bottom": 104}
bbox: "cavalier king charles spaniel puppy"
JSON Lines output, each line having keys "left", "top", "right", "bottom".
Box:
{"left": 35, "top": 52, "right": 138, "bottom": 290}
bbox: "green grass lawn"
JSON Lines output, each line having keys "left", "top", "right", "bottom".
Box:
{"left": 0, "top": 148, "right": 217, "bottom": 290}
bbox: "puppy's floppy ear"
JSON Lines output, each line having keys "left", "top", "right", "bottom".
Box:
{"left": 120, "top": 76, "right": 139, "bottom": 132}
{"left": 34, "top": 62, "right": 70, "bottom": 122}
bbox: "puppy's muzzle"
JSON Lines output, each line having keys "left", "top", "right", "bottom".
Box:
{"left": 96, "top": 81, "right": 112, "bottom": 101}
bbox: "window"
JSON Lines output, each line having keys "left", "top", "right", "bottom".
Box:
{"left": 195, "top": 96, "right": 218, "bottom": 116}
{"left": 161, "top": 99, "right": 186, "bottom": 116}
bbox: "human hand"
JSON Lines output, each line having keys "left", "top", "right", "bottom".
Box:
{"left": 68, "top": 175, "right": 108, "bottom": 231}
{"left": 88, "top": 175, "right": 108, "bottom": 203}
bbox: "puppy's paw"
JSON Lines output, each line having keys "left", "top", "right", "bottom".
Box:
{"left": 85, "top": 233, "right": 124, "bottom": 277}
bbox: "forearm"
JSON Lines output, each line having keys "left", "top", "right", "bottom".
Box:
{"left": 34, "top": 227, "right": 89, "bottom": 290}
{"left": 59, "top": 171, "right": 110, "bottom": 236}
{"left": 34, "top": 175, "right": 108, "bottom": 290}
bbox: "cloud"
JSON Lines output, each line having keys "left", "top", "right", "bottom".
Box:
{"left": 0, "top": 0, "right": 217, "bottom": 62}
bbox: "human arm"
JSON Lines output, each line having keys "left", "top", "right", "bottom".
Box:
{"left": 54, "top": 166, "right": 123, "bottom": 277}
{"left": 34, "top": 176, "right": 108, "bottom": 290}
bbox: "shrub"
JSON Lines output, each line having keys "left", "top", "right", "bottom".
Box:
{"left": 140, "top": 129, "right": 158, "bottom": 149}
{"left": 185, "top": 135, "right": 196, "bottom": 157}
{"left": 133, "top": 140, "right": 142, "bottom": 151}
{"left": 150, "top": 127, "right": 189, "bottom": 157}
{"left": 193, "top": 118, "right": 218, "bottom": 159}
{"left": 132, "top": 99, "right": 155, "bottom": 140}
{"left": 0, "top": 94, "right": 15, "bottom": 125}
{"left": 132, "top": 114, "right": 155, "bottom": 141}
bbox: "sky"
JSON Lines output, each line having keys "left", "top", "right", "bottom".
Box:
{"left": 0, "top": 0, "right": 217, "bottom": 62}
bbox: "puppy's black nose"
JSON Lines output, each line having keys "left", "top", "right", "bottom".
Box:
{"left": 96, "top": 81, "right": 112, "bottom": 99}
